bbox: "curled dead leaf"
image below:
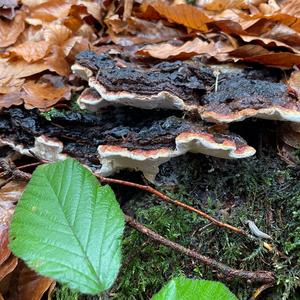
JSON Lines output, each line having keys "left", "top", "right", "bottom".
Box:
{"left": 0, "top": 11, "right": 25, "bottom": 48}
{"left": 28, "top": 0, "right": 72, "bottom": 22}
{"left": 0, "top": 93, "right": 23, "bottom": 109}
{"left": 137, "top": 38, "right": 217, "bottom": 59}
{"left": 140, "top": 1, "right": 211, "bottom": 31}
{"left": 230, "top": 44, "right": 300, "bottom": 67}
{"left": 44, "top": 24, "right": 72, "bottom": 46}
{"left": 22, "top": 79, "right": 71, "bottom": 109}
{"left": 8, "top": 41, "right": 50, "bottom": 62}
{"left": 288, "top": 70, "right": 300, "bottom": 97}
{"left": 0, "top": 256, "right": 18, "bottom": 282}
{"left": 0, "top": 59, "right": 47, "bottom": 79}
{"left": 44, "top": 46, "right": 70, "bottom": 76}
{"left": 280, "top": 0, "right": 300, "bottom": 18}
{"left": 197, "top": 0, "right": 247, "bottom": 11}
{"left": 76, "top": 0, "right": 102, "bottom": 22}
{"left": 106, "top": 14, "right": 183, "bottom": 46}
{"left": 0, "top": 228, "right": 10, "bottom": 265}
{"left": 4, "top": 262, "right": 54, "bottom": 300}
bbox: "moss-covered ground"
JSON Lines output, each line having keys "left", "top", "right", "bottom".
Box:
{"left": 55, "top": 120, "right": 300, "bottom": 300}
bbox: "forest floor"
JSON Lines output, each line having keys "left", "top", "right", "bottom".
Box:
{"left": 53, "top": 119, "right": 300, "bottom": 300}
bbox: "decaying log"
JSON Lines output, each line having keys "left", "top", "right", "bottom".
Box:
{"left": 73, "top": 50, "right": 300, "bottom": 123}
{"left": 0, "top": 107, "right": 255, "bottom": 181}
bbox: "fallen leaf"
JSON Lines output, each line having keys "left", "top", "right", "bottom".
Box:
{"left": 76, "top": 0, "right": 102, "bottom": 22}
{"left": 123, "top": 0, "right": 133, "bottom": 20}
{"left": 5, "top": 262, "right": 54, "bottom": 300}
{"left": 0, "top": 228, "right": 10, "bottom": 265}
{"left": 21, "top": 0, "right": 48, "bottom": 6}
{"left": 141, "top": 1, "right": 211, "bottom": 31}
{"left": 0, "top": 93, "right": 23, "bottom": 109}
{"left": 9, "top": 41, "right": 50, "bottom": 62}
{"left": 0, "top": 181, "right": 27, "bottom": 203}
{"left": 106, "top": 15, "right": 183, "bottom": 46}
{"left": 29, "top": 0, "right": 72, "bottom": 22}
{"left": 288, "top": 70, "right": 300, "bottom": 96}
{"left": 0, "top": 73, "right": 24, "bottom": 109}
{"left": 137, "top": 38, "right": 217, "bottom": 59}
{"left": 197, "top": 0, "right": 247, "bottom": 11}
{"left": 0, "top": 0, "right": 18, "bottom": 8}
{"left": 44, "top": 46, "right": 70, "bottom": 76}
{"left": 230, "top": 44, "right": 300, "bottom": 67}
{"left": 261, "top": 23, "right": 300, "bottom": 48}
{"left": 0, "top": 256, "right": 18, "bottom": 282}
{"left": 239, "top": 35, "right": 300, "bottom": 53}
{"left": 280, "top": 0, "right": 300, "bottom": 18}
{"left": 0, "top": 59, "right": 47, "bottom": 79}
{"left": 44, "top": 24, "right": 72, "bottom": 46}
{"left": 0, "top": 0, "right": 18, "bottom": 19}
{"left": 22, "top": 79, "right": 71, "bottom": 109}
{"left": 0, "top": 11, "right": 25, "bottom": 47}
{"left": 0, "top": 77, "right": 24, "bottom": 94}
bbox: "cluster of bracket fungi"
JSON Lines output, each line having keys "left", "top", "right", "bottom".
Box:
{"left": 1, "top": 50, "right": 300, "bottom": 182}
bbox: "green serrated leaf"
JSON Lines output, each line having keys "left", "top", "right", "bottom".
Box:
{"left": 151, "top": 277, "right": 238, "bottom": 300}
{"left": 9, "top": 158, "right": 125, "bottom": 295}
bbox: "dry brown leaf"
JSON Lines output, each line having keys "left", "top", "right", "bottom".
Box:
{"left": 76, "top": 0, "right": 102, "bottom": 22}
{"left": 0, "top": 181, "right": 27, "bottom": 203}
{"left": 63, "top": 15, "right": 83, "bottom": 32}
{"left": 29, "top": 0, "right": 72, "bottom": 22}
{"left": 0, "top": 76, "right": 24, "bottom": 108}
{"left": 0, "top": 256, "right": 18, "bottom": 282}
{"left": 0, "top": 0, "right": 18, "bottom": 20}
{"left": 280, "top": 0, "right": 300, "bottom": 18}
{"left": 21, "top": 0, "right": 48, "bottom": 6}
{"left": 0, "top": 59, "right": 47, "bottom": 79}
{"left": 0, "top": 228, "right": 10, "bottom": 266}
{"left": 197, "top": 0, "right": 247, "bottom": 11}
{"left": 9, "top": 41, "right": 50, "bottom": 62}
{"left": 123, "top": 0, "right": 133, "bottom": 20}
{"left": 22, "top": 79, "right": 71, "bottom": 109}
{"left": 141, "top": 1, "right": 211, "bottom": 31}
{"left": 288, "top": 70, "right": 300, "bottom": 96}
{"left": 0, "top": 11, "right": 25, "bottom": 47}
{"left": 261, "top": 23, "right": 300, "bottom": 48}
{"left": 44, "top": 46, "right": 70, "bottom": 76}
{"left": 106, "top": 15, "right": 183, "bottom": 45}
{"left": 5, "top": 262, "right": 54, "bottom": 300}
{"left": 44, "top": 24, "right": 72, "bottom": 46}
{"left": 0, "top": 93, "right": 23, "bottom": 109}
{"left": 239, "top": 35, "right": 300, "bottom": 53}
{"left": 137, "top": 38, "right": 217, "bottom": 59}
{"left": 230, "top": 44, "right": 300, "bottom": 67}
{"left": 0, "top": 77, "right": 24, "bottom": 94}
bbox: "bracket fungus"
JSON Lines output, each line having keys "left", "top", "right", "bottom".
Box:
{"left": 0, "top": 108, "right": 255, "bottom": 181}
{"left": 73, "top": 50, "right": 300, "bottom": 123}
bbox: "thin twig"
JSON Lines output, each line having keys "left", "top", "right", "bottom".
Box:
{"left": 250, "top": 283, "right": 274, "bottom": 300}
{"left": 125, "top": 214, "right": 275, "bottom": 284}
{"left": 96, "top": 175, "right": 249, "bottom": 237}
{"left": 17, "top": 162, "right": 42, "bottom": 170}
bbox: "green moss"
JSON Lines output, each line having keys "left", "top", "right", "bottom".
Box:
{"left": 110, "top": 150, "right": 300, "bottom": 300}
{"left": 54, "top": 285, "right": 79, "bottom": 300}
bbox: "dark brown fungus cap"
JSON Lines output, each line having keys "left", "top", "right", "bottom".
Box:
{"left": 73, "top": 50, "right": 300, "bottom": 123}
{"left": 0, "top": 108, "right": 255, "bottom": 182}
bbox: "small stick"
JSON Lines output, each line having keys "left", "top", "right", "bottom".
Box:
{"left": 17, "top": 162, "right": 42, "bottom": 170}
{"left": 96, "top": 175, "right": 249, "bottom": 237}
{"left": 125, "top": 214, "right": 275, "bottom": 284}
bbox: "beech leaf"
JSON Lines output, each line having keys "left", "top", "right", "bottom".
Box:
{"left": 151, "top": 277, "right": 238, "bottom": 300}
{"left": 9, "top": 158, "right": 125, "bottom": 295}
